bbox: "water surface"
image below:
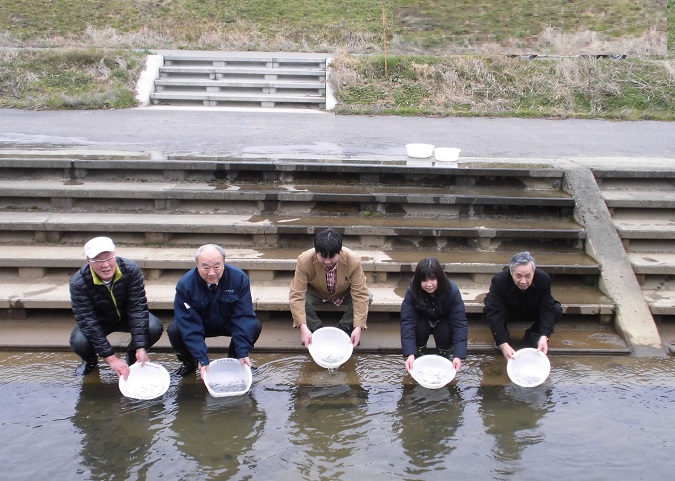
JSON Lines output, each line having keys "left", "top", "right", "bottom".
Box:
{"left": 1, "top": 352, "right": 673, "bottom": 481}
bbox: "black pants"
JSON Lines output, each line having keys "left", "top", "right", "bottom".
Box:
{"left": 69, "top": 313, "right": 164, "bottom": 361}
{"left": 167, "top": 320, "right": 262, "bottom": 360}
{"left": 416, "top": 319, "right": 453, "bottom": 351}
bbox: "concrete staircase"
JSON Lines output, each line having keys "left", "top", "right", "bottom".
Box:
{"left": 0, "top": 153, "right": 637, "bottom": 355}
{"left": 149, "top": 53, "right": 329, "bottom": 109}
{"left": 594, "top": 167, "right": 675, "bottom": 323}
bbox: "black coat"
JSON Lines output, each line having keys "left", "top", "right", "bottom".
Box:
{"left": 400, "top": 276, "right": 468, "bottom": 358}
{"left": 485, "top": 268, "right": 559, "bottom": 345}
{"left": 69, "top": 257, "right": 151, "bottom": 358}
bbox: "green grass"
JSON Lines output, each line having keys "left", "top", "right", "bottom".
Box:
{"left": 0, "top": 49, "right": 145, "bottom": 109}
{"left": 0, "top": 1, "right": 672, "bottom": 116}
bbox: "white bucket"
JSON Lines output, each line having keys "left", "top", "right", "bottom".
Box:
{"left": 203, "top": 358, "right": 253, "bottom": 397}
{"left": 507, "top": 348, "right": 551, "bottom": 387}
{"left": 405, "top": 143, "right": 435, "bottom": 158}
{"left": 118, "top": 362, "right": 171, "bottom": 400}
{"left": 410, "top": 354, "right": 456, "bottom": 389}
{"left": 434, "top": 147, "right": 461, "bottom": 162}
{"left": 308, "top": 326, "right": 353, "bottom": 369}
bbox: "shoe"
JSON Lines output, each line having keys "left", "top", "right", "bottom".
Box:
{"left": 173, "top": 361, "right": 196, "bottom": 377}
{"left": 125, "top": 350, "right": 137, "bottom": 366}
{"left": 75, "top": 356, "right": 98, "bottom": 376}
{"left": 416, "top": 346, "right": 428, "bottom": 357}
{"left": 523, "top": 328, "right": 540, "bottom": 348}
{"left": 438, "top": 348, "right": 453, "bottom": 360}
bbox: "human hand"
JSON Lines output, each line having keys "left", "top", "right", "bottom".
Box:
{"left": 106, "top": 355, "right": 130, "bottom": 380}
{"left": 135, "top": 348, "right": 150, "bottom": 366}
{"left": 500, "top": 342, "right": 516, "bottom": 361}
{"left": 300, "top": 324, "right": 312, "bottom": 348}
{"left": 240, "top": 357, "right": 252, "bottom": 367}
{"left": 350, "top": 326, "right": 362, "bottom": 347}
{"left": 198, "top": 362, "right": 209, "bottom": 380}
{"left": 404, "top": 354, "right": 415, "bottom": 373}
{"left": 452, "top": 357, "right": 462, "bottom": 372}
{"left": 537, "top": 336, "right": 549, "bottom": 354}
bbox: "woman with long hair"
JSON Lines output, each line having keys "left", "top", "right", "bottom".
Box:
{"left": 400, "top": 257, "right": 468, "bottom": 373}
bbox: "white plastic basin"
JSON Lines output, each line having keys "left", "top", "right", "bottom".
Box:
{"left": 410, "top": 354, "right": 456, "bottom": 389}
{"left": 118, "top": 362, "right": 170, "bottom": 400}
{"left": 434, "top": 147, "right": 461, "bottom": 162}
{"left": 308, "top": 326, "right": 353, "bottom": 369}
{"left": 507, "top": 348, "right": 551, "bottom": 387}
{"left": 203, "top": 358, "right": 253, "bottom": 397}
{"left": 405, "top": 143, "right": 435, "bottom": 158}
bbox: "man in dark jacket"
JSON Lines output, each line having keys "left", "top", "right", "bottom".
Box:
{"left": 69, "top": 236, "right": 163, "bottom": 378}
{"left": 485, "top": 251, "right": 562, "bottom": 361}
{"left": 168, "top": 244, "right": 262, "bottom": 377}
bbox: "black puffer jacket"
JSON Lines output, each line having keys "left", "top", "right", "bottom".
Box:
{"left": 70, "top": 257, "right": 150, "bottom": 358}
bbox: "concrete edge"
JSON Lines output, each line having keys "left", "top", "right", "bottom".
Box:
{"left": 135, "top": 54, "right": 163, "bottom": 107}
{"left": 563, "top": 167, "right": 665, "bottom": 357}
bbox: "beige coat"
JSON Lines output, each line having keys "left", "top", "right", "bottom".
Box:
{"left": 289, "top": 246, "right": 370, "bottom": 328}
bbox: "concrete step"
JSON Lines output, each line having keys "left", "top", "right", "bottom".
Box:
{"left": 150, "top": 91, "right": 326, "bottom": 108}
{"left": 612, "top": 211, "right": 675, "bottom": 240}
{"left": 0, "top": 180, "right": 574, "bottom": 215}
{"left": 155, "top": 78, "right": 326, "bottom": 91}
{"left": 0, "top": 313, "right": 630, "bottom": 355}
{"left": 158, "top": 66, "right": 327, "bottom": 78}
{"left": 0, "top": 211, "right": 586, "bottom": 250}
{"left": 0, "top": 278, "right": 614, "bottom": 319}
{"left": 162, "top": 54, "right": 327, "bottom": 68}
{"left": 0, "top": 156, "right": 565, "bottom": 190}
{"left": 0, "top": 245, "right": 601, "bottom": 279}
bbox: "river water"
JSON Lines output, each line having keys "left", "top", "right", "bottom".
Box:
{"left": 1, "top": 352, "right": 673, "bottom": 481}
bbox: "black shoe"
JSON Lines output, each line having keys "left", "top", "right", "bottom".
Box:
{"left": 173, "top": 362, "right": 196, "bottom": 377}
{"left": 75, "top": 356, "right": 98, "bottom": 376}
{"left": 523, "top": 329, "right": 540, "bottom": 348}
{"left": 125, "top": 351, "right": 137, "bottom": 366}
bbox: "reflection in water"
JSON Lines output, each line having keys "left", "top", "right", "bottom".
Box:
{"left": 394, "top": 384, "right": 465, "bottom": 478}
{"left": 0, "top": 353, "right": 674, "bottom": 481}
{"left": 477, "top": 383, "right": 551, "bottom": 477}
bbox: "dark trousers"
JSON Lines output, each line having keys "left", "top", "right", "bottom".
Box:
{"left": 416, "top": 319, "right": 454, "bottom": 351}
{"left": 69, "top": 313, "right": 164, "bottom": 361}
{"left": 506, "top": 301, "right": 563, "bottom": 346}
{"left": 167, "top": 320, "right": 262, "bottom": 360}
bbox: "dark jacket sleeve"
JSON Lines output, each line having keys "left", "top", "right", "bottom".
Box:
{"left": 485, "top": 271, "right": 510, "bottom": 345}
{"left": 174, "top": 270, "right": 210, "bottom": 366}
{"left": 70, "top": 268, "right": 115, "bottom": 358}
{"left": 400, "top": 287, "right": 419, "bottom": 357}
{"left": 446, "top": 281, "right": 468, "bottom": 359}
{"left": 224, "top": 271, "right": 259, "bottom": 359}
{"left": 118, "top": 260, "right": 151, "bottom": 350}
{"left": 535, "top": 270, "right": 558, "bottom": 338}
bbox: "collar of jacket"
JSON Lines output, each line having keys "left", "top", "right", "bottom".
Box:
{"left": 90, "top": 264, "right": 122, "bottom": 285}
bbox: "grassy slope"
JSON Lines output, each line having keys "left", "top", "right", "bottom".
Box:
{"left": 0, "top": 0, "right": 672, "bottom": 116}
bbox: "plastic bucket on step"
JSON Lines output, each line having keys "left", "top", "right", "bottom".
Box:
{"left": 405, "top": 143, "right": 435, "bottom": 158}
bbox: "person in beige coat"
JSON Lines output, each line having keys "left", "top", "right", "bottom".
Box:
{"left": 289, "top": 228, "right": 371, "bottom": 348}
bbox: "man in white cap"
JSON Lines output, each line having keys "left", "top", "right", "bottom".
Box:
{"left": 69, "top": 236, "right": 163, "bottom": 378}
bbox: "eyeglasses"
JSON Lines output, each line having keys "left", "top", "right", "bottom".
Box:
{"left": 89, "top": 256, "right": 115, "bottom": 264}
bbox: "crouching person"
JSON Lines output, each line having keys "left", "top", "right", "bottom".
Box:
{"left": 168, "top": 244, "right": 262, "bottom": 378}
{"left": 69, "top": 236, "right": 163, "bottom": 379}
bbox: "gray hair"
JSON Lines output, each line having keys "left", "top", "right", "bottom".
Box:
{"left": 194, "top": 244, "right": 226, "bottom": 263}
{"left": 509, "top": 251, "right": 536, "bottom": 272}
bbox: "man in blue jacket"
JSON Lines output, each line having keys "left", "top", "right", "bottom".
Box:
{"left": 168, "top": 244, "right": 262, "bottom": 377}
{"left": 69, "top": 236, "right": 163, "bottom": 379}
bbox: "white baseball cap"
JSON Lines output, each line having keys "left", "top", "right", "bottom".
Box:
{"left": 84, "top": 237, "right": 116, "bottom": 259}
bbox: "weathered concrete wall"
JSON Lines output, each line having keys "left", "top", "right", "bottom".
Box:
{"left": 563, "top": 167, "right": 664, "bottom": 356}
